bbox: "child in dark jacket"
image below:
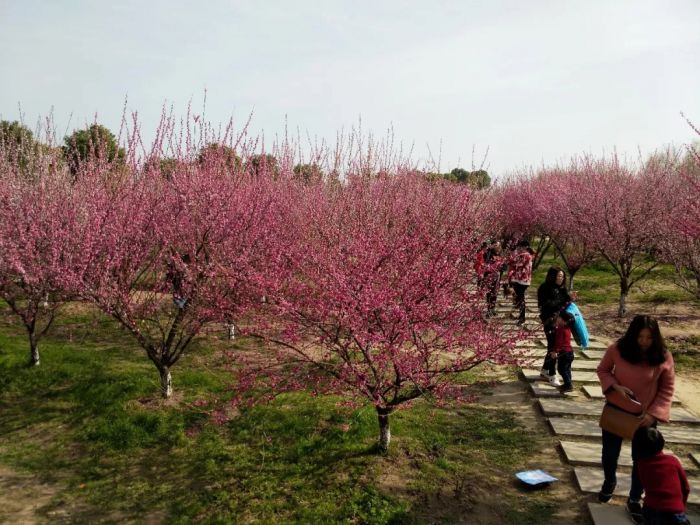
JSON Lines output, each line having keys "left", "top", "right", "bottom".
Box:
{"left": 548, "top": 311, "right": 575, "bottom": 393}
{"left": 633, "top": 427, "right": 691, "bottom": 525}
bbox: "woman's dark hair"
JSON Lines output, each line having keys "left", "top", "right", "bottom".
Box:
{"left": 617, "top": 315, "right": 667, "bottom": 365}
{"left": 544, "top": 266, "right": 567, "bottom": 289}
{"left": 516, "top": 239, "right": 530, "bottom": 248}
{"left": 558, "top": 311, "right": 575, "bottom": 325}
{"left": 632, "top": 427, "right": 665, "bottom": 459}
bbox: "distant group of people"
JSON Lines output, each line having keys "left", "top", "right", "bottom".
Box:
{"left": 475, "top": 238, "right": 535, "bottom": 324}
{"left": 476, "top": 239, "right": 689, "bottom": 524}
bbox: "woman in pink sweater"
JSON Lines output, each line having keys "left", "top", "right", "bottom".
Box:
{"left": 596, "top": 315, "right": 675, "bottom": 524}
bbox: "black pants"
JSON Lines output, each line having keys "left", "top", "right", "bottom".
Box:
{"left": 541, "top": 321, "right": 557, "bottom": 375}
{"left": 484, "top": 272, "right": 500, "bottom": 314}
{"left": 557, "top": 351, "right": 574, "bottom": 388}
{"left": 511, "top": 282, "right": 528, "bottom": 322}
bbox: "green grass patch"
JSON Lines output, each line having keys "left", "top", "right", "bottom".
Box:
{"left": 532, "top": 249, "right": 699, "bottom": 308}
{"left": 670, "top": 335, "right": 700, "bottom": 372}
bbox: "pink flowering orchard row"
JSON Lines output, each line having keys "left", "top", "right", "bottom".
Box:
{"left": 0, "top": 116, "right": 520, "bottom": 451}
{"left": 495, "top": 139, "right": 700, "bottom": 316}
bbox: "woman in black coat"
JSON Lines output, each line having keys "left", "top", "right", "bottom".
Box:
{"left": 537, "top": 266, "right": 572, "bottom": 384}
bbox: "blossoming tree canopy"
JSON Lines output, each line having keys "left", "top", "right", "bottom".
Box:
{"left": 0, "top": 138, "right": 82, "bottom": 366}
{"left": 235, "top": 174, "right": 522, "bottom": 451}
{"left": 74, "top": 143, "right": 284, "bottom": 398}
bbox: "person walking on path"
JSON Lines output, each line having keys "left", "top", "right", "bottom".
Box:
{"left": 483, "top": 240, "right": 505, "bottom": 318}
{"left": 633, "top": 427, "right": 691, "bottom": 525}
{"left": 596, "top": 315, "right": 676, "bottom": 525}
{"left": 550, "top": 311, "right": 575, "bottom": 393}
{"left": 509, "top": 240, "right": 534, "bottom": 325}
{"left": 537, "top": 266, "right": 571, "bottom": 385}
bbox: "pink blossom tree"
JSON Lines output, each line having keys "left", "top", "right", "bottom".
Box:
{"left": 567, "top": 156, "right": 669, "bottom": 316}
{"left": 534, "top": 169, "right": 599, "bottom": 290}
{"left": 680, "top": 115, "right": 700, "bottom": 237}
{"left": 73, "top": 122, "right": 283, "bottom": 397}
{"left": 0, "top": 143, "right": 80, "bottom": 366}
{"left": 494, "top": 177, "right": 553, "bottom": 270}
{"left": 656, "top": 138, "right": 700, "bottom": 298}
{"left": 233, "top": 174, "right": 523, "bottom": 451}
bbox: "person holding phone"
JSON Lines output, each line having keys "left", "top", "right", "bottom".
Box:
{"left": 596, "top": 315, "right": 675, "bottom": 525}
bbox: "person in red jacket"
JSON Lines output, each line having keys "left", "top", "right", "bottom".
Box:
{"left": 509, "top": 240, "right": 534, "bottom": 325}
{"left": 548, "top": 311, "right": 575, "bottom": 392}
{"left": 633, "top": 427, "right": 691, "bottom": 525}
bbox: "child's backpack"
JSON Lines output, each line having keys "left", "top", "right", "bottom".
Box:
{"left": 564, "top": 302, "right": 589, "bottom": 348}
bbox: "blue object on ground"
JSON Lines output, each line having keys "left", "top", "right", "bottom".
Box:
{"left": 565, "top": 302, "right": 589, "bottom": 348}
{"left": 515, "top": 469, "right": 559, "bottom": 486}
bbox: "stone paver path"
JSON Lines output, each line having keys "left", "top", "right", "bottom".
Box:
{"left": 504, "top": 293, "right": 700, "bottom": 525}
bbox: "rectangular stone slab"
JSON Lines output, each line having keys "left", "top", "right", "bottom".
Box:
{"left": 549, "top": 417, "right": 700, "bottom": 444}
{"left": 693, "top": 453, "right": 700, "bottom": 467}
{"left": 582, "top": 384, "right": 681, "bottom": 404}
{"left": 581, "top": 341, "right": 608, "bottom": 350}
{"left": 576, "top": 467, "right": 700, "bottom": 504}
{"left": 540, "top": 399, "right": 604, "bottom": 417}
{"left": 540, "top": 399, "right": 700, "bottom": 424}
{"left": 562, "top": 441, "right": 632, "bottom": 468}
{"left": 588, "top": 503, "right": 700, "bottom": 525}
{"left": 529, "top": 383, "right": 567, "bottom": 398}
{"left": 560, "top": 441, "right": 681, "bottom": 468}
{"left": 581, "top": 349, "right": 605, "bottom": 359}
{"left": 571, "top": 360, "right": 600, "bottom": 370}
{"left": 521, "top": 369, "right": 599, "bottom": 383}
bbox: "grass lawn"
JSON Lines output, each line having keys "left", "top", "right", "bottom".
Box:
{"left": 0, "top": 303, "right": 563, "bottom": 524}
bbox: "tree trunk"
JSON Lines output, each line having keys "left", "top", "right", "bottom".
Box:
{"left": 159, "top": 367, "right": 172, "bottom": 398}
{"left": 568, "top": 270, "right": 577, "bottom": 292}
{"left": 696, "top": 275, "right": 700, "bottom": 300}
{"left": 532, "top": 238, "right": 552, "bottom": 271}
{"left": 618, "top": 278, "right": 629, "bottom": 318}
{"left": 377, "top": 407, "right": 392, "bottom": 452}
{"left": 29, "top": 336, "right": 40, "bottom": 366}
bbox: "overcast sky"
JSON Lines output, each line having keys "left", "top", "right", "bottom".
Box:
{"left": 1, "top": 0, "right": 699, "bottom": 177}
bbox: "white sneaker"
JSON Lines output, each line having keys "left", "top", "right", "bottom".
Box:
{"left": 539, "top": 369, "right": 550, "bottom": 380}
{"left": 548, "top": 376, "right": 562, "bottom": 387}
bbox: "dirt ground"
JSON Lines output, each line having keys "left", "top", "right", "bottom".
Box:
{"left": 0, "top": 466, "right": 60, "bottom": 525}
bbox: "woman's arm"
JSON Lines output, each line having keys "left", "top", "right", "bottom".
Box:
{"left": 596, "top": 346, "right": 618, "bottom": 393}
{"left": 646, "top": 354, "right": 675, "bottom": 423}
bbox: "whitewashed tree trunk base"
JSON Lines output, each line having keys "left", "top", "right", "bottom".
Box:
{"left": 29, "top": 345, "right": 40, "bottom": 366}
{"left": 160, "top": 368, "right": 172, "bottom": 398}
{"left": 378, "top": 410, "right": 391, "bottom": 451}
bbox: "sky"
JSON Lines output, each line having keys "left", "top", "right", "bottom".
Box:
{"left": 1, "top": 0, "right": 699, "bottom": 177}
